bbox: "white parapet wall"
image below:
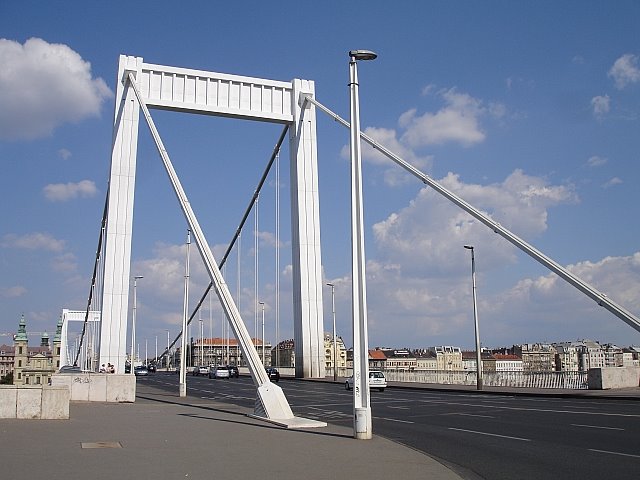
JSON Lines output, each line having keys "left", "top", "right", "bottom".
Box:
{"left": 0, "top": 386, "right": 70, "bottom": 419}
{"left": 51, "top": 373, "right": 136, "bottom": 402}
{"left": 587, "top": 367, "right": 640, "bottom": 389}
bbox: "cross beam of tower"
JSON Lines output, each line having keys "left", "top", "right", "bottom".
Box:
{"left": 301, "top": 93, "right": 640, "bottom": 334}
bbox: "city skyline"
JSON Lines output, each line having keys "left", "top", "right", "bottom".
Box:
{"left": 1, "top": 1, "right": 639, "bottom": 354}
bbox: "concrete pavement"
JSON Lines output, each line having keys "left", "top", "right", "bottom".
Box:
{"left": 1, "top": 380, "right": 463, "bottom": 480}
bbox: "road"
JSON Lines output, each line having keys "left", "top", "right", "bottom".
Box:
{"left": 141, "top": 373, "right": 640, "bottom": 480}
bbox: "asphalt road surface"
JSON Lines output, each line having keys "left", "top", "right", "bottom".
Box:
{"left": 141, "top": 373, "right": 640, "bottom": 480}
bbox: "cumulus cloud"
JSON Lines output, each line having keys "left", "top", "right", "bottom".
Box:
{"left": 0, "top": 285, "right": 27, "bottom": 298}
{"left": 371, "top": 169, "right": 577, "bottom": 277}
{"left": 603, "top": 177, "right": 622, "bottom": 188}
{"left": 400, "top": 88, "right": 491, "bottom": 147}
{"left": 586, "top": 155, "right": 607, "bottom": 167}
{"left": 0, "top": 37, "right": 113, "bottom": 141}
{"left": 1, "top": 232, "right": 66, "bottom": 252}
{"left": 339, "top": 87, "right": 503, "bottom": 186}
{"left": 608, "top": 53, "right": 640, "bottom": 89}
{"left": 494, "top": 253, "right": 640, "bottom": 343}
{"left": 43, "top": 180, "right": 98, "bottom": 202}
{"left": 58, "top": 148, "right": 72, "bottom": 160}
{"left": 590, "top": 95, "right": 610, "bottom": 117}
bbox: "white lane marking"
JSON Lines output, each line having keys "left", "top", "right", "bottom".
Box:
{"left": 418, "top": 398, "right": 640, "bottom": 418}
{"left": 387, "top": 406, "right": 411, "bottom": 410}
{"left": 445, "top": 412, "right": 495, "bottom": 418}
{"left": 374, "top": 416, "right": 415, "bottom": 424}
{"left": 589, "top": 448, "right": 640, "bottom": 459}
{"left": 571, "top": 424, "right": 624, "bottom": 431}
{"left": 449, "top": 427, "right": 530, "bottom": 442}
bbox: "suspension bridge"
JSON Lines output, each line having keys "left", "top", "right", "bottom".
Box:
{"left": 62, "top": 54, "right": 640, "bottom": 428}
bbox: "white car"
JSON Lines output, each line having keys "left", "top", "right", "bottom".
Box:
{"left": 345, "top": 371, "right": 387, "bottom": 392}
{"left": 209, "top": 365, "right": 230, "bottom": 379}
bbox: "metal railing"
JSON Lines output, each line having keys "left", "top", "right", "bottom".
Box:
{"left": 328, "top": 368, "right": 589, "bottom": 389}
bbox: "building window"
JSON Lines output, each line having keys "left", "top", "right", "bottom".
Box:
{"left": 18, "top": 346, "right": 23, "bottom": 354}
{"left": 18, "top": 360, "right": 22, "bottom": 367}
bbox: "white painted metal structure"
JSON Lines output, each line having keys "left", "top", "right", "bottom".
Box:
{"left": 99, "top": 56, "right": 325, "bottom": 418}
{"left": 60, "top": 309, "right": 101, "bottom": 369}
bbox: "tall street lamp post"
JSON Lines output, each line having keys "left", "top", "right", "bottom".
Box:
{"left": 349, "top": 49, "right": 377, "bottom": 440}
{"left": 259, "top": 302, "right": 265, "bottom": 366}
{"left": 327, "top": 283, "right": 338, "bottom": 382}
{"left": 131, "top": 275, "right": 143, "bottom": 374}
{"left": 180, "top": 229, "right": 191, "bottom": 397}
{"left": 464, "top": 245, "right": 483, "bottom": 390}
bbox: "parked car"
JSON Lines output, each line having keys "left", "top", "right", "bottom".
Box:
{"left": 209, "top": 366, "right": 230, "bottom": 379}
{"left": 187, "top": 366, "right": 198, "bottom": 375}
{"left": 345, "top": 371, "right": 387, "bottom": 392}
{"left": 227, "top": 365, "right": 239, "bottom": 378}
{"left": 265, "top": 367, "right": 280, "bottom": 382}
{"left": 197, "top": 366, "right": 209, "bottom": 376}
{"left": 134, "top": 365, "right": 149, "bottom": 376}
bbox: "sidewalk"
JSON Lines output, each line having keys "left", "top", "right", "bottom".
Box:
{"left": 1, "top": 381, "right": 463, "bottom": 480}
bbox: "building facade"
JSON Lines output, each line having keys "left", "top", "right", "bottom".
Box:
{"left": 12, "top": 315, "right": 62, "bottom": 386}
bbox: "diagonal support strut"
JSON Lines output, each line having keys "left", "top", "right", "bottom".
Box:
{"left": 301, "top": 93, "right": 640, "bottom": 335}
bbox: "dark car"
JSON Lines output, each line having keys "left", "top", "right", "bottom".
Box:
{"left": 134, "top": 365, "right": 149, "bottom": 376}
{"left": 147, "top": 364, "right": 156, "bottom": 373}
{"left": 265, "top": 367, "right": 280, "bottom": 382}
{"left": 227, "top": 365, "right": 239, "bottom": 378}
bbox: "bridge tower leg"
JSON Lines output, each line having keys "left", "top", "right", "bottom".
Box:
{"left": 98, "top": 56, "right": 142, "bottom": 373}
{"left": 290, "top": 80, "right": 324, "bottom": 378}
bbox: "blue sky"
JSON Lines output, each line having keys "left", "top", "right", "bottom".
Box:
{"left": 1, "top": 1, "right": 639, "bottom": 355}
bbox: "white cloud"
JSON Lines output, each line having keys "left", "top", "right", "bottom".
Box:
{"left": 0, "top": 285, "right": 27, "bottom": 298}
{"left": 400, "top": 88, "right": 490, "bottom": 147}
{"left": 590, "top": 95, "right": 610, "bottom": 117}
{"left": 603, "top": 177, "right": 623, "bottom": 188}
{"left": 586, "top": 155, "right": 607, "bottom": 167}
{"left": 0, "top": 37, "right": 113, "bottom": 141}
{"left": 43, "top": 180, "right": 98, "bottom": 202}
{"left": 1, "top": 232, "right": 66, "bottom": 252}
{"left": 608, "top": 53, "right": 640, "bottom": 89}
{"left": 58, "top": 148, "right": 72, "bottom": 160}
{"left": 371, "top": 169, "right": 577, "bottom": 277}
{"left": 494, "top": 253, "right": 640, "bottom": 344}
{"left": 51, "top": 252, "right": 78, "bottom": 272}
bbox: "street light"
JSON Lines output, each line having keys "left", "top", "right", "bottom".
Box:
{"left": 326, "top": 283, "right": 338, "bottom": 382}
{"left": 349, "top": 48, "right": 376, "bottom": 440}
{"left": 131, "top": 275, "right": 144, "bottom": 374}
{"left": 464, "top": 245, "right": 483, "bottom": 390}
{"left": 180, "top": 229, "right": 191, "bottom": 397}
{"left": 259, "top": 302, "right": 265, "bottom": 366}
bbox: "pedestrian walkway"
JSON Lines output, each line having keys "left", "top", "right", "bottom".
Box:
{"left": 1, "top": 380, "right": 463, "bottom": 480}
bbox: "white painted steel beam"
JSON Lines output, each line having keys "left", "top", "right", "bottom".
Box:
{"left": 99, "top": 56, "right": 142, "bottom": 373}
{"left": 290, "top": 80, "right": 324, "bottom": 378}
{"left": 138, "top": 62, "right": 293, "bottom": 123}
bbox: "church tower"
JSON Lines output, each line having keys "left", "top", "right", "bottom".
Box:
{"left": 13, "top": 314, "right": 28, "bottom": 385}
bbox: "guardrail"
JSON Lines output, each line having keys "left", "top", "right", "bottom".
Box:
{"left": 328, "top": 369, "right": 589, "bottom": 390}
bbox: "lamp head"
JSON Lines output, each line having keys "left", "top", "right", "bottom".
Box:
{"left": 464, "top": 245, "right": 474, "bottom": 250}
{"left": 349, "top": 50, "right": 377, "bottom": 61}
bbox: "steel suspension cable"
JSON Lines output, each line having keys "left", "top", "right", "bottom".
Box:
{"left": 161, "top": 124, "right": 289, "bottom": 359}
{"left": 73, "top": 189, "right": 109, "bottom": 368}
